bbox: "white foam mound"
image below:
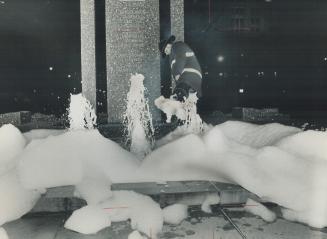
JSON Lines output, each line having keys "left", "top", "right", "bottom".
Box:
{"left": 100, "top": 191, "right": 163, "bottom": 238}
{"left": 163, "top": 204, "right": 188, "bottom": 225}
{"left": 64, "top": 205, "right": 111, "bottom": 234}
{"left": 202, "top": 126, "right": 232, "bottom": 154}
{"left": 276, "top": 130, "right": 327, "bottom": 161}
{"left": 0, "top": 169, "right": 40, "bottom": 226}
{"left": 74, "top": 176, "right": 112, "bottom": 205}
{"left": 128, "top": 230, "right": 145, "bottom": 239}
{"left": 138, "top": 134, "right": 217, "bottom": 182}
{"left": 217, "top": 121, "right": 301, "bottom": 148}
{"left": 203, "top": 125, "right": 327, "bottom": 228}
{"left": 0, "top": 124, "right": 26, "bottom": 175}
{"left": 244, "top": 198, "right": 276, "bottom": 222}
{"left": 18, "top": 130, "right": 139, "bottom": 190}
{"left": 0, "top": 228, "right": 8, "bottom": 239}
{"left": 155, "top": 122, "right": 212, "bottom": 148}
{"left": 282, "top": 207, "right": 327, "bottom": 229}
{"left": 23, "top": 129, "right": 66, "bottom": 143}
{"left": 6, "top": 119, "right": 327, "bottom": 230}
{"left": 145, "top": 122, "right": 327, "bottom": 228}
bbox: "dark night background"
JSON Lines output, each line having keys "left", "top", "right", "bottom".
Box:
{"left": 1, "top": 0, "right": 327, "bottom": 119}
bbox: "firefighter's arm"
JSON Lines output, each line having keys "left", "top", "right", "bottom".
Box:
{"left": 171, "top": 52, "right": 186, "bottom": 80}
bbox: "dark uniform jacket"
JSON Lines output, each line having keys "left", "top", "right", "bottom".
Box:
{"left": 169, "top": 41, "right": 203, "bottom": 98}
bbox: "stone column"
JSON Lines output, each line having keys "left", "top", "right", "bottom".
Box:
{"left": 80, "top": 0, "right": 97, "bottom": 109}
{"left": 105, "top": 0, "right": 161, "bottom": 123}
{"left": 170, "top": 0, "right": 184, "bottom": 41}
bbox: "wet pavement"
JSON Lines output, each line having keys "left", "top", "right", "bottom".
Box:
{"left": 3, "top": 207, "right": 327, "bottom": 239}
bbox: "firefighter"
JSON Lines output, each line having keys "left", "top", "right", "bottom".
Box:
{"left": 159, "top": 35, "right": 202, "bottom": 101}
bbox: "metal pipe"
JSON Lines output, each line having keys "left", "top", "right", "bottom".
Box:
{"left": 219, "top": 208, "right": 247, "bottom": 239}
{"left": 208, "top": 0, "right": 211, "bottom": 24}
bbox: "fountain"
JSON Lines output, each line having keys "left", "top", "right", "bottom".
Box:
{"left": 123, "top": 74, "right": 154, "bottom": 159}
{"left": 68, "top": 93, "right": 97, "bottom": 130}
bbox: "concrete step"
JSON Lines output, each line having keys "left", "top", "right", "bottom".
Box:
{"left": 30, "top": 181, "right": 261, "bottom": 213}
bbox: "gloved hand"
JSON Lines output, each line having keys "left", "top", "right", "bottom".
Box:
{"left": 173, "top": 82, "right": 193, "bottom": 102}
{"left": 173, "top": 88, "right": 188, "bottom": 101}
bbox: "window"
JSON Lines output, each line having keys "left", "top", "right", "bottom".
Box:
{"left": 234, "top": 7, "right": 245, "bottom": 15}
{"left": 251, "top": 17, "right": 260, "bottom": 25}
{"left": 232, "top": 18, "right": 245, "bottom": 31}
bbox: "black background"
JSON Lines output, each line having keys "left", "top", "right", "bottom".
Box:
{"left": 1, "top": 0, "right": 327, "bottom": 119}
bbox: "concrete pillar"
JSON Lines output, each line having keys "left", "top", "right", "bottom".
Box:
{"left": 80, "top": 0, "right": 97, "bottom": 109}
{"left": 105, "top": 0, "right": 161, "bottom": 123}
{"left": 170, "top": 0, "right": 184, "bottom": 41}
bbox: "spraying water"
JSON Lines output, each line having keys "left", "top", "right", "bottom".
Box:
{"left": 155, "top": 93, "right": 204, "bottom": 135}
{"left": 182, "top": 92, "right": 204, "bottom": 135}
{"left": 68, "top": 93, "right": 97, "bottom": 130}
{"left": 123, "top": 74, "right": 154, "bottom": 159}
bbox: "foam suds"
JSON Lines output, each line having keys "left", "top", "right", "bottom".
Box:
{"left": 155, "top": 92, "right": 204, "bottom": 135}
{"left": 2, "top": 91, "right": 327, "bottom": 235}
